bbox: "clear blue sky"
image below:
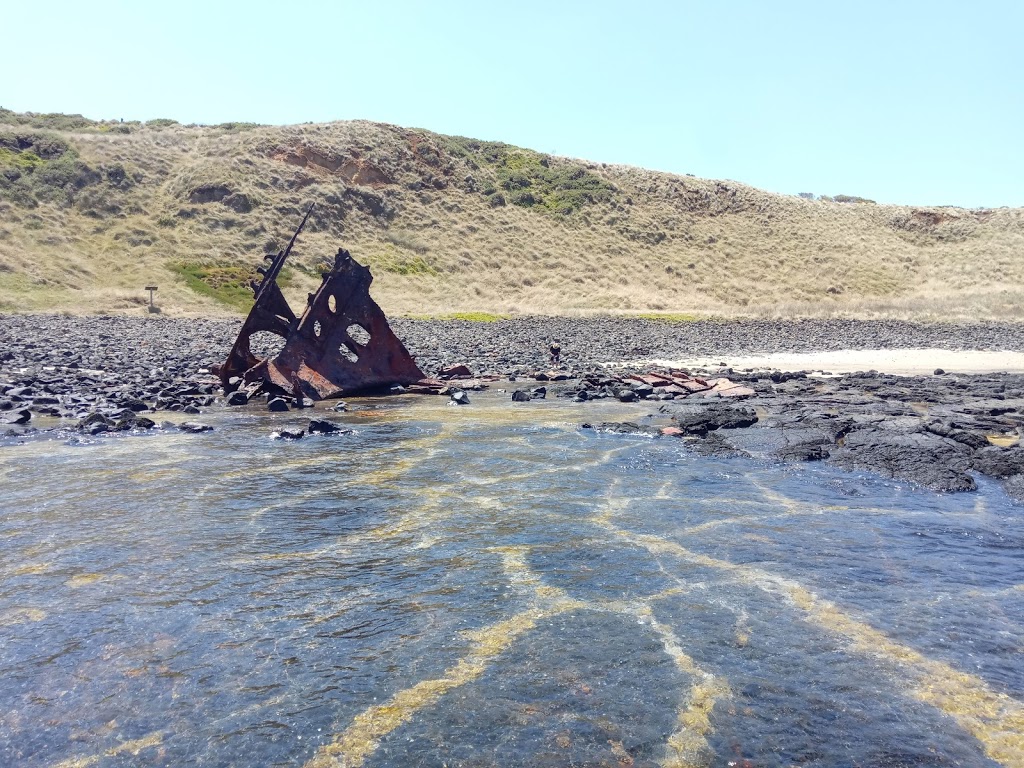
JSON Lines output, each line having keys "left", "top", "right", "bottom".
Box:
{"left": 3, "top": 0, "right": 1021, "bottom": 207}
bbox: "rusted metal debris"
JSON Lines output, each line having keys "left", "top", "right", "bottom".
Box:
{"left": 213, "top": 205, "right": 424, "bottom": 400}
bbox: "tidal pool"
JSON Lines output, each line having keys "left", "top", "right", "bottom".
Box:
{"left": 1, "top": 392, "right": 1022, "bottom": 767}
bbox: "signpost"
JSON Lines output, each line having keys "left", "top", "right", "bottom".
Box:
{"left": 145, "top": 286, "right": 158, "bottom": 313}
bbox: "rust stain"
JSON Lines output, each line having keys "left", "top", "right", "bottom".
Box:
{"left": 213, "top": 205, "right": 424, "bottom": 400}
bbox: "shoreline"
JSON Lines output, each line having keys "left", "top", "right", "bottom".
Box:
{"left": 2, "top": 313, "right": 1022, "bottom": 502}
{"left": 628, "top": 349, "right": 1024, "bottom": 376}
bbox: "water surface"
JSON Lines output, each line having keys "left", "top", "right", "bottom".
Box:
{"left": 1, "top": 392, "right": 1022, "bottom": 767}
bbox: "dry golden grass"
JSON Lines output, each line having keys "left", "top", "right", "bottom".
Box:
{"left": 1, "top": 115, "right": 1021, "bottom": 320}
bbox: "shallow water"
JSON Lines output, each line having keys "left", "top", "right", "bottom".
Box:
{"left": 1, "top": 392, "right": 1022, "bottom": 768}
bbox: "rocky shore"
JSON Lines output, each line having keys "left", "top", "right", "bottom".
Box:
{"left": 1, "top": 314, "right": 1022, "bottom": 501}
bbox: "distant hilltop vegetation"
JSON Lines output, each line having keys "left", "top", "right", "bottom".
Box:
{"left": 1, "top": 109, "right": 1022, "bottom": 319}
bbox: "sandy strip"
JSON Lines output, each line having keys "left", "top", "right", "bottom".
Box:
{"left": 631, "top": 349, "right": 1024, "bottom": 376}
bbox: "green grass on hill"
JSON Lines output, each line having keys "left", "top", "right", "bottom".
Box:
{"left": 0, "top": 109, "right": 1022, "bottom": 320}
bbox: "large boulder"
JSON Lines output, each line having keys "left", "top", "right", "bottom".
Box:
{"left": 828, "top": 429, "right": 975, "bottom": 492}
{"left": 668, "top": 403, "right": 758, "bottom": 436}
{"left": 308, "top": 419, "right": 350, "bottom": 435}
{"left": 971, "top": 445, "right": 1024, "bottom": 478}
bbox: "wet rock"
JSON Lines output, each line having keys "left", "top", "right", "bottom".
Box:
{"left": 77, "top": 412, "right": 113, "bottom": 434}
{"left": 511, "top": 390, "right": 532, "bottom": 402}
{"left": 667, "top": 403, "right": 758, "bottom": 436}
{"left": 972, "top": 445, "right": 1024, "bottom": 478}
{"left": 691, "top": 432, "right": 751, "bottom": 458}
{"left": 828, "top": 429, "right": 975, "bottom": 492}
{"left": 588, "top": 422, "right": 661, "bottom": 436}
{"left": 631, "top": 382, "right": 655, "bottom": 398}
{"left": 308, "top": 419, "right": 348, "bottom": 435}
{"left": 267, "top": 397, "right": 290, "bottom": 412}
{"left": 277, "top": 428, "right": 305, "bottom": 440}
{"left": 226, "top": 390, "right": 249, "bottom": 406}
{"left": 332, "top": 401, "right": 348, "bottom": 411}
{"left": 438, "top": 364, "right": 472, "bottom": 378}
{"left": 3, "top": 409, "right": 32, "bottom": 425}
{"left": 530, "top": 386, "right": 547, "bottom": 400}
{"left": 777, "top": 441, "right": 830, "bottom": 462}
{"left": 179, "top": 422, "right": 214, "bottom": 433}
{"left": 450, "top": 389, "right": 470, "bottom": 405}
{"left": 1002, "top": 474, "right": 1024, "bottom": 503}
{"left": 617, "top": 389, "right": 638, "bottom": 402}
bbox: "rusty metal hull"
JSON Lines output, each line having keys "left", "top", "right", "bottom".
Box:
{"left": 215, "top": 208, "right": 423, "bottom": 399}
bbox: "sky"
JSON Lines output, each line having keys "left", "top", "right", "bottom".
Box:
{"left": 2, "top": 0, "right": 1021, "bottom": 207}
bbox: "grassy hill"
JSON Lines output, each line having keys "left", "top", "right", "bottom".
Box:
{"left": 1, "top": 109, "right": 1022, "bottom": 320}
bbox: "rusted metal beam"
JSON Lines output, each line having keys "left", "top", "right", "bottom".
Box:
{"left": 213, "top": 207, "right": 424, "bottom": 399}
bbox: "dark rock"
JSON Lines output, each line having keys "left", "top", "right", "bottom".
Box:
{"left": 179, "top": 422, "right": 214, "bottom": 433}
{"left": 592, "top": 421, "right": 661, "bottom": 436}
{"left": 631, "top": 383, "right": 655, "bottom": 397}
{"left": 530, "top": 386, "right": 547, "bottom": 400}
{"left": 226, "top": 390, "right": 249, "bottom": 406}
{"left": 277, "top": 428, "right": 305, "bottom": 440}
{"left": 438, "top": 364, "right": 473, "bottom": 378}
{"left": 3, "top": 409, "right": 32, "bottom": 425}
{"left": 77, "top": 412, "right": 113, "bottom": 433}
{"left": 829, "top": 429, "right": 975, "bottom": 492}
{"left": 309, "top": 419, "right": 348, "bottom": 435}
{"left": 934, "top": 368, "right": 945, "bottom": 375}
{"left": 450, "top": 389, "right": 470, "bottom": 405}
{"left": 777, "top": 441, "right": 830, "bottom": 462}
{"left": 924, "top": 421, "right": 990, "bottom": 449}
{"left": 972, "top": 445, "right": 1024, "bottom": 478}
{"left": 691, "top": 432, "right": 751, "bottom": 458}
{"left": 668, "top": 404, "right": 758, "bottom": 436}
{"left": 617, "top": 389, "right": 638, "bottom": 402}
{"left": 332, "top": 401, "right": 348, "bottom": 411}
{"left": 511, "top": 390, "right": 532, "bottom": 402}
{"left": 268, "top": 397, "right": 290, "bottom": 412}
{"left": 1003, "top": 474, "right": 1024, "bottom": 503}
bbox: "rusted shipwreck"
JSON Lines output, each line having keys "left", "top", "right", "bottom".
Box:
{"left": 213, "top": 206, "right": 424, "bottom": 400}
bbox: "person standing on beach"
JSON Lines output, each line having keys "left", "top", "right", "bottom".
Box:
{"left": 549, "top": 339, "right": 562, "bottom": 366}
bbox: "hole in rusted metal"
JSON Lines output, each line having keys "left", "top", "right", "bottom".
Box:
{"left": 249, "top": 331, "right": 287, "bottom": 359}
{"left": 347, "top": 324, "right": 371, "bottom": 346}
{"left": 215, "top": 206, "right": 425, "bottom": 400}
